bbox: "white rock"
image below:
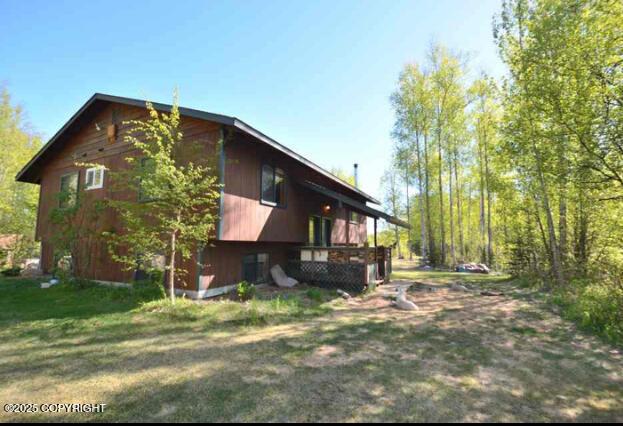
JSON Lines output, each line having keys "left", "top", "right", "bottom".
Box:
{"left": 40, "top": 282, "right": 51, "bottom": 289}
{"left": 394, "top": 296, "right": 418, "bottom": 311}
{"left": 337, "top": 289, "right": 351, "bottom": 299}
{"left": 394, "top": 289, "right": 418, "bottom": 311}
{"left": 49, "top": 279, "right": 60, "bottom": 285}
{"left": 270, "top": 265, "right": 298, "bottom": 288}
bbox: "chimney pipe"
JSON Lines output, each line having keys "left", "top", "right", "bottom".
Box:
{"left": 353, "top": 163, "right": 359, "bottom": 188}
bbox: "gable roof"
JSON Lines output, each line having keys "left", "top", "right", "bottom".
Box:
{"left": 15, "top": 93, "right": 381, "bottom": 204}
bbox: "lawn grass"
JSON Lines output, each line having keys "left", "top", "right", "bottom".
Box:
{"left": 0, "top": 268, "right": 622, "bottom": 422}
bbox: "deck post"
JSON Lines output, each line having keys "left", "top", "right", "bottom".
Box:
{"left": 374, "top": 218, "right": 377, "bottom": 247}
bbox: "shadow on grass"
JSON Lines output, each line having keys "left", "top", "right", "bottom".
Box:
{"left": 2, "top": 274, "right": 623, "bottom": 422}
{"left": 14, "top": 314, "right": 623, "bottom": 422}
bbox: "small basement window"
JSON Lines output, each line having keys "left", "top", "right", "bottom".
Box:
{"left": 261, "top": 165, "right": 286, "bottom": 207}
{"left": 59, "top": 172, "right": 79, "bottom": 208}
{"left": 85, "top": 167, "right": 105, "bottom": 190}
{"left": 242, "top": 253, "right": 269, "bottom": 283}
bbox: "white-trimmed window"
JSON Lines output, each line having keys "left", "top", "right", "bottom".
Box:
{"left": 85, "top": 167, "right": 105, "bottom": 190}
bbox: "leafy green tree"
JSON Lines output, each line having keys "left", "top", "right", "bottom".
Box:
{"left": 0, "top": 88, "right": 41, "bottom": 266}
{"left": 469, "top": 76, "right": 500, "bottom": 265}
{"left": 391, "top": 62, "right": 434, "bottom": 262}
{"left": 380, "top": 168, "right": 404, "bottom": 258}
{"left": 329, "top": 167, "right": 356, "bottom": 186}
{"left": 391, "top": 44, "right": 470, "bottom": 267}
{"left": 103, "top": 94, "right": 222, "bottom": 302}
{"left": 49, "top": 189, "right": 106, "bottom": 277}
{"left": 495, "top": 0, "right": 623, "bottom": 287}
{"left": 382, "top": 0, "right": 622, "bottom": 342}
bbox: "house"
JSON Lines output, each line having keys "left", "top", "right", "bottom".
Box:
{"left": 16, "top": 93, "right": 409, "bottom": 298}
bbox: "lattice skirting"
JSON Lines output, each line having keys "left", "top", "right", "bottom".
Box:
{"left": 286, "top": 260, "right": 366, "bottom": 293}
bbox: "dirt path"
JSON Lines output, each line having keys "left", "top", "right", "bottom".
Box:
{"left": 322, "top": 262, "right": 623, "bottom": 422}
{"left": 1, "top": 267, "right": 622, "bottom": 422}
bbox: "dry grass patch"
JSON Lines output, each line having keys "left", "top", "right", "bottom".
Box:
{"left": 1, "top": 267, "right": 622, "bottom": 422}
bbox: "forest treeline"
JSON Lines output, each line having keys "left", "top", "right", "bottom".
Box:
{"left": 382, "top": 0, "right": 622, "bottom": 341}
{"left": 0, "top": 89, "right": 41, "bottom": 266}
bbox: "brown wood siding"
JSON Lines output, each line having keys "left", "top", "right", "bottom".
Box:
{"left": 198, "top": 241, "right": 298, "bottom": 289}
{"left": 330, "top": 207, "right": 367, "bottom": 246}
{"left": 36, "top": 102, "right": 220, "bottom": 287}
{"left": 221, "top": 134, "right": 368, "bottom": 245}
{"left": 33, "top": 99, "right": 369, "bottom": 291}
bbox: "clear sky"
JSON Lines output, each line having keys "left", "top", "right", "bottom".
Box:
{"left": 1, "top": 0, "right": 505, "bottom": 204}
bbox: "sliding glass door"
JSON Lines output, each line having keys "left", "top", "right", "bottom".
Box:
{"left": 309, "top": 216, "right": 332, "bottom": 247}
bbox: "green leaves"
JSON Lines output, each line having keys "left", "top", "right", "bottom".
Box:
{"left": 493, "top": 0, "right": 623, "bottom": 286}
{"left": 96, "top": 93, "right": 222, "bottom": 291}
{"left": 0, "top": 88, "right": 42, "bottom": 265}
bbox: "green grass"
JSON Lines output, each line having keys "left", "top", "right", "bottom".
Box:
{"left": 0, "top": 269, "right": 622, "bottom": 422}
{"left": 391, "top": 267, "right": 512, "bottom": 287}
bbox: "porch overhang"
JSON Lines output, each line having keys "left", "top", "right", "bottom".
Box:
{"left": 298, "top": 180, "right": 411, "bottom": 229}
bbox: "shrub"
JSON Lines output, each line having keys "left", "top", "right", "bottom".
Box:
{"left": 306, "top": 288, "right": 323, "bottom": 302}
{"left": 133, "top": 279, "right": 166, "bottom": 301}
{"left": 67, "top": 277, "right": 97, "bottom": 290}
{"left": 514, "top": 274, "right": 543, "bottom": 289}
{"left": 237, "top": 281, "right": 256, "bottom": 301}
{"left": 52, "top": 267, "right": 71, "bottom": 284}
{"left": 551, "top": 278, "right": 623, "bottom": 345}
{"left": 1, "top": 267, "right": 22, "bottom": 277}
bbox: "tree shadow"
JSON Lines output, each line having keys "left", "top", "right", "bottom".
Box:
{"left": 2, "top": 276, "right": 623, "bottom": 422}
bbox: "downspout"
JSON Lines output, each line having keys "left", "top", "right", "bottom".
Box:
{"left": 374, "top": 218, "right": 378, "bottom": 247}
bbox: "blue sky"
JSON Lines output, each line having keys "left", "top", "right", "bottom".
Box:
{"left": 1, "top": 0, "right": 505, "bottom": 204}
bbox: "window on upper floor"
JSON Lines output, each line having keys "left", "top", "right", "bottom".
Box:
{"left": 59, "top": 172, "right": 79, "bottom": 208}
{"left": 85, "top": 167, "right": 105, "bottom": 190}
{"left": 349, "top": 210, "right": 360, "bottom": 224}
{"left": 261, "top": 164, "right": 286, "bottom": 207}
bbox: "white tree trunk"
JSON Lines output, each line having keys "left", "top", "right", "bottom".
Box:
{"left": 168, "top": 229, "right": 177, "bottom": 303}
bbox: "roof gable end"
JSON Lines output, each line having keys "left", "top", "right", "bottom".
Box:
{"left": 16, "top": 93, "right": 380, "bottom": 204}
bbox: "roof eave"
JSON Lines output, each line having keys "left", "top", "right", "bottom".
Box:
{"left": 16, "top": 93, "right": 383, "bottom": 205}
{"left": 299, "top": 180, "right": 410, "bottom": 229}
{"left": 232, "top": 118, "right": 381, "bottom": 204}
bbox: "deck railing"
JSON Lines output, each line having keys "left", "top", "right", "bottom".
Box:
{"left": 286, "top": 260, "right": 366, "bottom": 293}
{"left": 286, "top": 245, "right": 391, "bottom": 293}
